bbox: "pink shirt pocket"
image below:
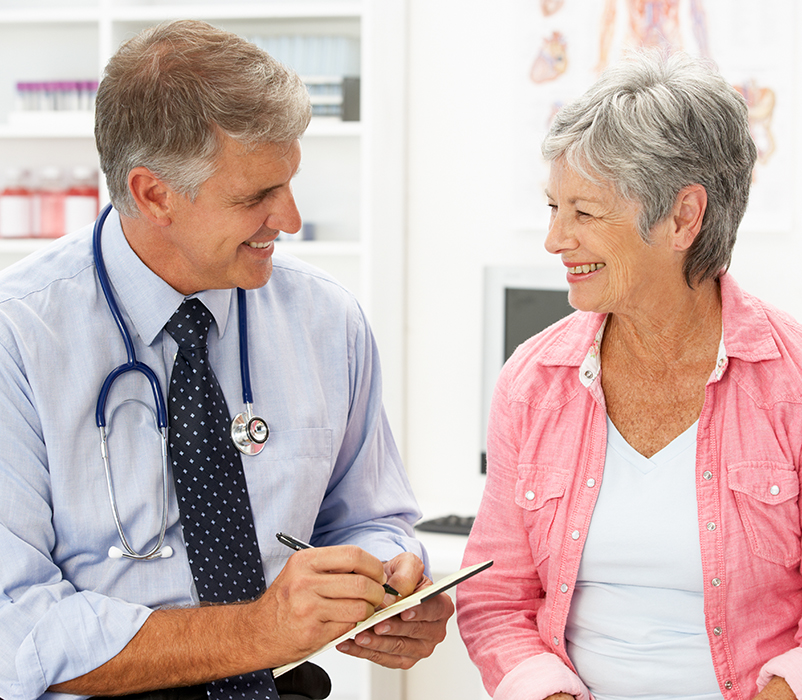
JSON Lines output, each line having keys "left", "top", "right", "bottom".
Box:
{"left": 727, "top": 462, "right": 801, "bottom": 568}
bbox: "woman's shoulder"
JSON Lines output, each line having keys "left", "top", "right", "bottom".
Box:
{"left": 506, "top": 310, "right": 603, "bottom": 371}
{"left": 497, "top": 310, "right": 603, "bottom": 404}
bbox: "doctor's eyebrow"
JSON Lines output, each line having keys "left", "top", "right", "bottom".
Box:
{"left": 230, "top": 169, "right": 302, "bottom": 206}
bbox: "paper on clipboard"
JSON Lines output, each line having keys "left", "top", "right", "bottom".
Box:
{"left": 272, "top": 559, "right": 493, "bottom": 677}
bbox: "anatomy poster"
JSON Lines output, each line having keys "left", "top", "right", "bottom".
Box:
{"left": 513, "top": 0, "right": 796, "bottom": 234}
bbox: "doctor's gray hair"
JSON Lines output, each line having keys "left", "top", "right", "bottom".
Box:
{"left": 542, "top": 50, "right": 757, "bottom": 287}
{"left": 95, "top": 19, "right": 311, "bottom": 217}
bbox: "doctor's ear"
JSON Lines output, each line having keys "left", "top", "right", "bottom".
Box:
{"left": 127, "top": 168, "right": 174, "bottom": 227}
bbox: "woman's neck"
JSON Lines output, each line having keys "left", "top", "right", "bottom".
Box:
{"left": 602, "top": 277, "right": 722, "bottom": 368}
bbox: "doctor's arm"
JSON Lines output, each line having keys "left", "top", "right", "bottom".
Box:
{"left": 51, "top": 544, "right": 392, "bottom": 696}
{"left": 305, "top": 304, "right": 454, "bottom": 668}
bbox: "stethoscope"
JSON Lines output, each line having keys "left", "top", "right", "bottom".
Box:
{"left": 93, "top": 204, "right": 269, "bottom": 561}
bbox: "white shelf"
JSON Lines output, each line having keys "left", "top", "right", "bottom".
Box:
{"left": 0, "top": 8, "right": 100, "bottom": 23}
{"left": 107, "top": 2, "right": 363, "bottom": 21}
{"left": 0, "top": 113, "right": 95, "bottom": 139}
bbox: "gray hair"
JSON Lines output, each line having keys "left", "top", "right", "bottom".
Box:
{"left": 95, "top": 19, "right": 312, "bottom": 217}
{"left": 542, "top": 50, "right": 757, "bottom": 287}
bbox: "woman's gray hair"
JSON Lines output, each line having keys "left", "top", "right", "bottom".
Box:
{"left": 542, "top": 50, "right": 757, "bottom": 287}
{"left": 95, "top": 19, "right": 312, "bottom": 217}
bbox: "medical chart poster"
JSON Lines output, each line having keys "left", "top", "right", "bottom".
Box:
{"left": 512, "top": 0, "right": 797, "bottom": 235}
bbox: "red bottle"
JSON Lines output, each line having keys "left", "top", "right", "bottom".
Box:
{"left": 65, "top": 166, "right": 99, "bottom": 233}
{"left": 38, "top": 166, "right": 66, "bottom": 238}
{"left": 0, "top": 168, "right": 33, "bottom": 238}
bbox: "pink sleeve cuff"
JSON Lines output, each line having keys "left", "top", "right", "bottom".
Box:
{"left": 494, "top": 653, "right": 591, "bottom": 700}
{"left": 758, "top": 648, "right": 802, "bottom": 698}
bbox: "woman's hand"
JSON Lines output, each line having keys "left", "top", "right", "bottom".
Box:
{"left": 335, "top": 552, "right": 455, "bottom": 669}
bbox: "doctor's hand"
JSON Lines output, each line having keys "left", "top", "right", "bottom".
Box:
{"left": 335, "top": 551, "right": 455, "bottom": 669}
{"left": 252, "top": 545, "right": 389, "bottom": 665}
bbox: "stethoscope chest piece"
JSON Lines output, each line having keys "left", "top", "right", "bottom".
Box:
{"left": 231, "top": 406, "right": 269, "bottom": 456}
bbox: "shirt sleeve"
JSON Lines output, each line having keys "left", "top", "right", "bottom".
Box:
{"left": 456, "top": 362, "right": 578, "bottom": 699}
{"left": 494, "top": 654, "right": 591, "bottom": 700}
{"left": 757, "top": 648, "right": 802, "bottom": 698}
{"left": 0, "top": 333, "right": 152, "bottom": 700}
{"left": 309, "top": 301, "right": 427, "bottom": 571}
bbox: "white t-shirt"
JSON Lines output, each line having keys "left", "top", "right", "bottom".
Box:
{"left": 565, "top": 417, "right": 722, "bottom": 700}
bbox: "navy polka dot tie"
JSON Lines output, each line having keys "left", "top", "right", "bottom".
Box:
{"left": 165, "top": 299, "right": 278, "bottom": 700}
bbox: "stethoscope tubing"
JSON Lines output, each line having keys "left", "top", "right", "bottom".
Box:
{"left": 92, "top": 204, "right": 266, "bottom": 561}
{"left": 93, "top": 204, "right": 168, "bottom": 430}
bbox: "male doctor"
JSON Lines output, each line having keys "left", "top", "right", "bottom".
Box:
{"left": 0, "top": 19, "right": 452, "bottom": 700}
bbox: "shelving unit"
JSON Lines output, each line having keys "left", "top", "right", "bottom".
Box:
{"left": 0, "top": 1, "right": 408, "bottom": 418}
{"left": 0, "top": 2, "right": 408, "bottom": 697}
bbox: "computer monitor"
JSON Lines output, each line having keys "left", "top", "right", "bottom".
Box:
{"left": 480, "top": 265, "right": 574, "bottom": 473}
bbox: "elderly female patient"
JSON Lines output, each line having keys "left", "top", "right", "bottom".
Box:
{"left": 458, "top": 51, "right": 802, "bottom": 700}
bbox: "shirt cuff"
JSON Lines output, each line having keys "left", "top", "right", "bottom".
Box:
{"left": 494, "top": 653, "right": 591, "bottom": 700}
{"left": 758, "top": 648, "right": 802, "bottom": 698}
{"left": 15, "top": 592, "right": 152, "bottom": 700}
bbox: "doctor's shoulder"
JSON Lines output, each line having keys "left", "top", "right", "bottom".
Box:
{"left": 266, "top": 250, "right": 365, "bottom": 319}
{"left": 0, "top": 226, "right": 95, "bottom": 306}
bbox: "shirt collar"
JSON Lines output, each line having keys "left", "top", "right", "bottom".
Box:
{"left": 572, "top": 272, "right": 778, "bottom": 388}
{"left": 99, "top": 208, "right": 235, "bottom": 345}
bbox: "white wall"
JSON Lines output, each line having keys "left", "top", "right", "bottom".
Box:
{"left": 401, "top": 0, "right": 802, "bottom": 521}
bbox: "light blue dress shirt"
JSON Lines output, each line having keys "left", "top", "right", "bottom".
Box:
{"left": 0, "top": 210, "right": 424, "bottom": 700}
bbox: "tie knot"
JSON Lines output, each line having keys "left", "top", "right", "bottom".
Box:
{"left": 164, "top": 298, "right": 214, "bottom": 349}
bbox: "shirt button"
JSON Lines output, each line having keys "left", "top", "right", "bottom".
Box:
{"left": 707, "top": 522, "right": 716, "bottom": 531}
{"left": 571, "top": 530, "right": 580, "bottom": 540}
{"left": 553, "top": 636, "right": 560, "bottom": 646}
{"left": 712, "top": 578, "right": 722, "bottom": 587}
{"left": 525, "top": 490, "right": 535, "bottom": 501}
{"left": 560, "top": 583, "right": 569, "bottom": 593}
{"left": 717, "top": 358, "right": 725, "bottom": 367}
{"left": 702, "top": 470, "right": 713, "bottom": 480}
{"left": 584, "top": 370, "right": 594, "bottom": 379}
{"left": 586, "top": 478, "right": 596, "bottom": 487}
{"left": 770, "top": 485, "right": 780, "bottom": 496}
{"left": 724, "top": 681, "right": 733, "bottom": 690}
{"left": 713, "top": 626, "right": 723, "bottom": 636}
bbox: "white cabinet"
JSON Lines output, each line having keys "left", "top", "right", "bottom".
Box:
{"left": 0, "top": 2, "right": 407, "bottom": 434}
{"left": 0, "top": 2, "right": 409, "bottom": 699}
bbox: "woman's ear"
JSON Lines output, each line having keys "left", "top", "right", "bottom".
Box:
{"left": 127, "top": 167, "right": 173, "bottom": 227}
{"left": 672, "top": 184, "right": 708, "bottom": 251}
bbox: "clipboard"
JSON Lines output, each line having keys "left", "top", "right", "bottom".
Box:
{"left": 273, "top": 559, "right": 493, "bottom": 677}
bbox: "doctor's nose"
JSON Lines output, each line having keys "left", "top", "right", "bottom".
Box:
{"left": 267, "top": 187, "right": 303, "bottom": 235}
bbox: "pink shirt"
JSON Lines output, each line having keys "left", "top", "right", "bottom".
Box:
{"left": 457, "top": 274, "right": 802, "bottom": 700}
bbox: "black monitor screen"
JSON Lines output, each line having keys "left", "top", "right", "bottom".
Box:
{"left": 504, "top": 287, "right": 574, "bottom": 361}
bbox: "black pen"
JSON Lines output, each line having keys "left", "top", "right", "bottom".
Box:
{"left": 276, "top": 532, "right": 400, "bottom": 596}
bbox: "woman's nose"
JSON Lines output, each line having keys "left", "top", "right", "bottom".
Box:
{"left": 544, "top": 209, "right": 575, "bottom": 255}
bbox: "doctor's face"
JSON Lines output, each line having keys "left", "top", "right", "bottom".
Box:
{"left": 160, "top": 136, "right": 303, "bottom": 295}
